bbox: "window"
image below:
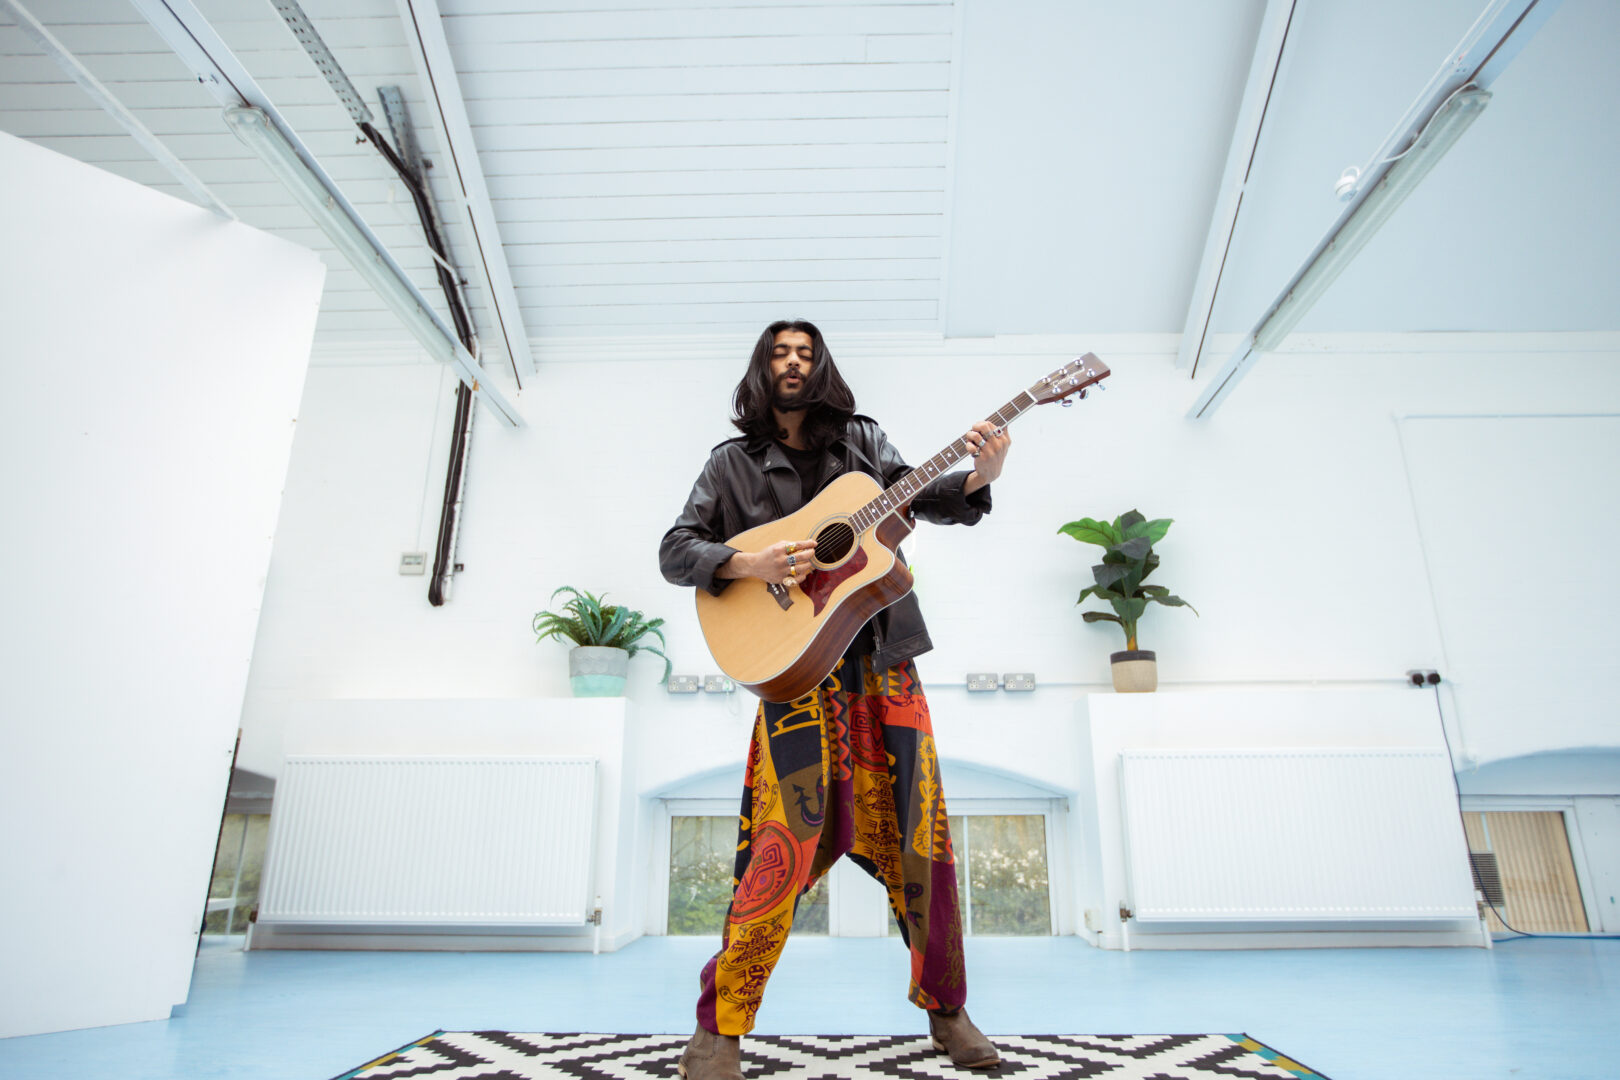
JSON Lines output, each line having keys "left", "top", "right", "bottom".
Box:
{"left": 204, "top": 813, "right": 268, "bottom": 935}
{"left": 892, "top": 814, "right": 1052, "bottom": 936}
{"left": 667, "top": 815, "right": 827, "bottom": 936}
{"left": 660, "top": 789, "right": 1062, "bottom": 938}
{"left": 1464, "top": 810, "right": 1589, "bottom": 933}
{"left": 959, "top": 814, "right": 1052, "bottom": 935}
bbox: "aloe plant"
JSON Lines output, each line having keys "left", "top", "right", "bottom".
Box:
{"left": 1059, "top": 510, "right": 1196, "bottom": 651}
{"left": 532, "top": 586, "right": 671, "bottom": 682}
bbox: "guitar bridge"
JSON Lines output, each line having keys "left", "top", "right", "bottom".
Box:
{"left": 766, "top": 582, "right": 794, "bottom": 611}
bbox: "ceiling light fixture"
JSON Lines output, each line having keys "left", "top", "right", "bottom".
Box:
{"left": 223, "top": 106, "right": 519, "bottom": 427}
{"left": 127, "top": 0, "right": 521, "bottom": 428}
{"left": 1251, "top": 88, "right": 1491, "bottom": 353}
{"left": 1187, "top": 0, "right": 1561, "bottom": 419}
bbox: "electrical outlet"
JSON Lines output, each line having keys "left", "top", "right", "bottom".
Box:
{"left": 1003, "top": 673, "right": 1036, "bottom": 692}
{"left": 666, "top": 675, "right": 701, "bottom": 694}
{"left": 965, "top": 673, "right": 999, "bottom": 692}
{"left": 703, "top": 675, "right": 735, "bottom": 694}
{"left": 399, "top": 552, "right": 427, "bottom": 575}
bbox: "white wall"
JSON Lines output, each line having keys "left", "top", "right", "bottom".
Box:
{"left": 239, "top": 330, "right": 1620, "bottom": 785}
{"left": 0, "top": 133, "right": 323, "bottom": 1036}
{"left": 228, "top": 327, "right": 1620, "bottom": 958}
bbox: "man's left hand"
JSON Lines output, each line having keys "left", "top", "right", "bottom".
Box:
{"left": 963, "top": 421, "right": 1010, "bottom": 494}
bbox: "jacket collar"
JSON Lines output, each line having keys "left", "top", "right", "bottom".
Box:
{"left": 743, "top": 426, "right": 851, "bottom": 476}
{"left": 746, "top": 426, "right": 851, "bottom": 515}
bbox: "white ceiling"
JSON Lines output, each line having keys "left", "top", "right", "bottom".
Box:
{"left": 1, "top": 0, "right": 1614, "bottom": 371}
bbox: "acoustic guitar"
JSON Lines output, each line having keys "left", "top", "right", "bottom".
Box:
{"left": 694, "top": 353, "right": 1112, "bottom": 702}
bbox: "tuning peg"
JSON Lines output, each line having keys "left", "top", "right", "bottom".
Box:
{"left": 1061, "top": 397, "right": 1074, "bottom": 408}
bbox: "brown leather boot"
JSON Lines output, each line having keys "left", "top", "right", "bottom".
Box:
{"left": 677, "top": 1024, "right": 743, "bottom": 1080}
{"left": 929, "top": 1008, "right": 1001, "bottom": 1069}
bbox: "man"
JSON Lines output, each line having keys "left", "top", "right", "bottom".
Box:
{"left": 659, "top": 320, "right": 1010, "bottom": 1080}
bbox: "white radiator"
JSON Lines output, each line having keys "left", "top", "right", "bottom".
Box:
{"left": 1119, "top": 748, "right": 1477, "bottom": 922}
{"left": 258, "top": 756, "right": 597, "bottom": 927}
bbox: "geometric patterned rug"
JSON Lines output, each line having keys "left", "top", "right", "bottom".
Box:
{"left": 330, "top": 1032, "right": 1331, "bottom": 1079}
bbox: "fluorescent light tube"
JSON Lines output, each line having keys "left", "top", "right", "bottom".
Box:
{"left": 222, "top": 105, "right": 521, "bottom": 426}
{"left": 1253, "top": 89, "right": 1492, "bottom": 352}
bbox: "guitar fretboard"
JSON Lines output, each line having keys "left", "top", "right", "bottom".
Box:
{"left": 850, "top": 386, "right": 1042, "bottom": 535}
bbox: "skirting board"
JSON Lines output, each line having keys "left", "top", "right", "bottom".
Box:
{"left": 247, "top": 925, "right": 643, "bottom": 953}
{"left": 1085, "top": 926, "right": 1487, "bottom": 950}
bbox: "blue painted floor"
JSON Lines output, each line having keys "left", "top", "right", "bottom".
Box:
{"left": 1, "top": 935, "right": 1614, "bottom": 1079}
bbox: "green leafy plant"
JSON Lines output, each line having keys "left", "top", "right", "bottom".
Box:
{"left": 1058, "top": 510, "right": 1197, "bottom": 651}
{"left": 531, "top": 586, "right": 671, "bottom": 682}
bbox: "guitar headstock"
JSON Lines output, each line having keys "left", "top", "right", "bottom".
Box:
{"left": 1031, "top": 353, "right": 1111, "bottom": 406}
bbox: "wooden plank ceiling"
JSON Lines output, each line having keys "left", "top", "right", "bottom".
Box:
{"left": 0, "top": 0, "right": 956, "bottom": 362}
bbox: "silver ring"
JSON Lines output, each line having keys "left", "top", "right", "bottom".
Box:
{"left": 788, "top": 554, "right": 796, "bottom": 568}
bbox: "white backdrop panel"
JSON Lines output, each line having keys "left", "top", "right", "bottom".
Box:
{"left": 1399, "top": 415, "right": 1620, "bottom": 765}
{"left": 0, "top": 131, "right": 323, "bottom": 1037}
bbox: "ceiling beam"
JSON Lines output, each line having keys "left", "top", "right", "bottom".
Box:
{"left": 3, "top": 0, "right": 233, "bottom": 219}
{"left": 1175, "top": 0, "right": 1298, "bottom": 377}
{"left": 125, "top": 0, "right": 523, "bottom": 428}
{"left": 1188, "top": 0, "right": 1563, "bottom": 420}
{"left": 395, "top": 0, "right": 537, "bottom": 383}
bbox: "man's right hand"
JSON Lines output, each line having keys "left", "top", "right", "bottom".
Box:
{"left": 720, "top": 539, "right": 817, "bottom": 588}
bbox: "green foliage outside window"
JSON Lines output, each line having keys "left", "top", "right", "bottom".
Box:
{"left": 965, "top": 815, "right": 1051, "bottom": 934}
{"left": 890, "top": 814, "right": 1052, "bottom": 936}
{"left": 668, "top": 816, "right": 737, "bottom": 935}
{"left": 204, "top": 813, "right": 269, "bottom": 935}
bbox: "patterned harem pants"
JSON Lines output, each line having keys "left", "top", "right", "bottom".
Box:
{"left": 696, "top": 652, "right": 967, "bottom": 1036}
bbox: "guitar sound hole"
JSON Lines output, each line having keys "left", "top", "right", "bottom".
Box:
{"left": 814, "top": 520, "right": 856, "bottom": 564}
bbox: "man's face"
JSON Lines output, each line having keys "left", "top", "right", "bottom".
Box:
{"left": 769, "top": 329, "right": 815, "bottom": 410}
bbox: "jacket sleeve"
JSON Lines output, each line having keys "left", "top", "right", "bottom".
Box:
{"left": 867, "top": 422, "right": 991, "bottom": 526}
{"left": 659, "top": 453, "right": 741, "bottom": 597}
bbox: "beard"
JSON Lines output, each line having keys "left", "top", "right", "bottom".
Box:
{"left": 771, "top": 371, "right": 809, "bottom": 412}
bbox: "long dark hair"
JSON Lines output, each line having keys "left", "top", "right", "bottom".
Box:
{"left": 731, "top": 319, "right": 856, "bottom": 449}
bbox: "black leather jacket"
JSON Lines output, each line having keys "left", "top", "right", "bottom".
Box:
{"left": 659, "top": 415, "right": 991, "bottom": 672}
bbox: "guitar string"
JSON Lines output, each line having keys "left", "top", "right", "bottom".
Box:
{"left": 850, "top": 387, "right": 1038, "bottom": 535}
{"left": 804, "top": 359, "right": 1101, "bottom": 560}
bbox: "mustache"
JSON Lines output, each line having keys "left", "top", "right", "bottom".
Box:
{"left": 771, "top": 369, "right": 810, "bottom": 411}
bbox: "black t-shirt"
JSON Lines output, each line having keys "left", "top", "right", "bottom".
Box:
{"left": 779, "top": 441, "right": 823, "bottom": 508}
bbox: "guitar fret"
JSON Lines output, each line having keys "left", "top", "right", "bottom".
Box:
{"left": 850, "top": 358, "right": 1102, "bottom": 535}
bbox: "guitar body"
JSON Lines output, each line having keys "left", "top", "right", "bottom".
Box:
{"left": 695, "top": 471, "right": 915, "bottom": 702}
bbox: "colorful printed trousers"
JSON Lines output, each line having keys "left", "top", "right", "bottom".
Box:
{"left": 696, "top": 652, "right": 966, "bottom": 1036}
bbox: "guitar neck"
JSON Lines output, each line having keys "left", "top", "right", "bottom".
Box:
{"left": 850, "top": 381, "right": 1044, "bottom": 534}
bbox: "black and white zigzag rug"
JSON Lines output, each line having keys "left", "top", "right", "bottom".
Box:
{"left": 331, "top": 1031, "right": 1331, "bottom": 1080}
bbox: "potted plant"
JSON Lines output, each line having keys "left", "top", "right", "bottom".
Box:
{"left": 1059, "top": 510, "right": 1196, "bottom": 692}
{"left": 532, "top": 587, "right": 672, "bottom": 697}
